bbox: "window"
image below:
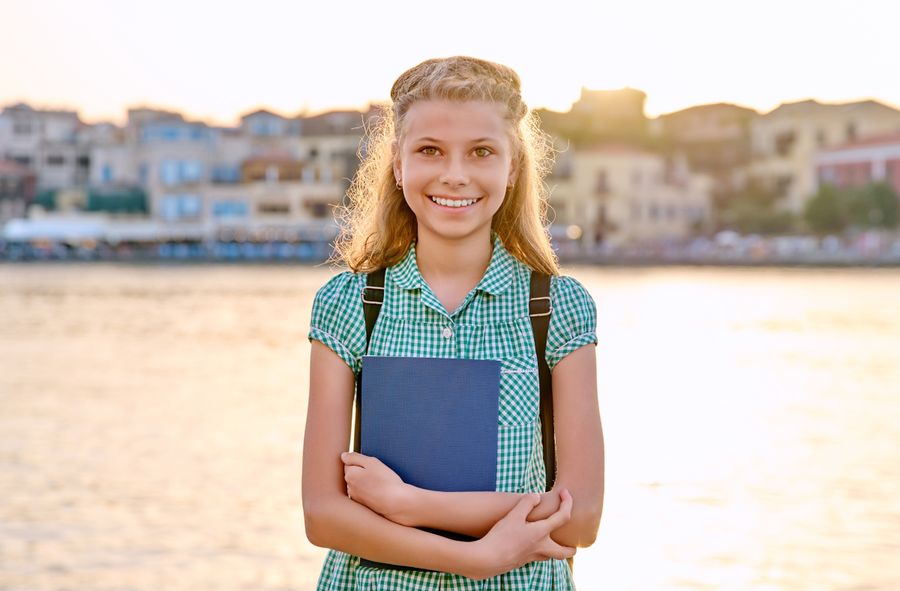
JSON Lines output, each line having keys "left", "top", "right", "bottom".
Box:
{"left": 211, "top": 165, "right": 241, "bottom": 183}
{"left": 818, "top": 166, "right": 836, "bottom": 185}
{"left": 47, "top": 155, "right": 65, "bottom": 166}
{"left": 13, "top": 122, "right": 32, "bottom": 135}
{"left": 776, "top": 175, "right": 792, "bottom": 197}
{"left": 816, "top": 129, "right": 826, "bottom": 147}
{"left": 12, "top": 155, "right": 30, "bottom": 167}
{"left": 595, "top": 169, "right": 608, "bottom": 194}
{"left": 846, "top": 122, "right": 857, "bottom": 142}
{"left": 258, "top": 202, "right": 290, "bottom": 215}
{"left": 180, "top": 160, "right": 203, "bottom": 183}
{"left": 774, "top": 131, "right": 796, "bottom": 156}
{"left": 139, "top": 163, "right": 148, "bottom": 184}
{"left": 77, "top": 156, "right": 90, "bottom": 168}
{"left": 213, "top": 200, "right": 248, "bottom": 218}
{"left": 160, "top": 160, "right": 179, "bottom": 185}
{"left": 308, "top": 202, "right": 330, "bottom": 218}
{"left": 160, "top": 194, "right": 202, "bottom": 220}
{"left": 159, "top": 160, "right": 203, "bottom": 185}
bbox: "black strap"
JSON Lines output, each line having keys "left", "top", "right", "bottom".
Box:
{"left": 530, "top": 273, "right": 571, "bottom": 573}
{"left": 528, "top": 272, "right": 555, "bottom": 492}
{"left": 354, "top": 268, "right": 385, "bottom": 453}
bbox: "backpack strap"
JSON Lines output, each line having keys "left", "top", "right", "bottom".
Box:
{"left": 529, "top": 271, "right": 555, "bottom": 492}
{"left": 531, "top": 271, "right": 572, "bottom": 573}
{"left": 354, "top": 268, "right": 385, "bottom": 453}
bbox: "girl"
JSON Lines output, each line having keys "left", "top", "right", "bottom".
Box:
{"left": 302, "top": 56, "right": 604, "bottom": 590}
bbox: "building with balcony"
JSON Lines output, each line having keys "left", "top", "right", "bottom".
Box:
{"left": 815, "top": 131, "right": 900, "bottom": 195}
{"left": 747, "top": 99, "right": 900, "bottom": 213}
{"left": 652, "top": 103, "right": 758, "bottom": 207}
{"left": 0, "top": 103, "right": 91, "bottom": 190}
{"left": 0, "top": 160, "right": 36, "bottom": 223}
{"left": 550, "top": 144, "right": 713, "bottom": 249}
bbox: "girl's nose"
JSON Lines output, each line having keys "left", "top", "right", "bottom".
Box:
{"left": 439, "top": 156, "right": 469, "bottom": 186}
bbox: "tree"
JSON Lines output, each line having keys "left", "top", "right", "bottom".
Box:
{"left": 805, "top": 182, "right": 899, "bottom": 234}
{"left": 804, "top": 184, "right": 851, "bottom": 234}
{"left": 719, "top": 181, "right": 796, "bottom": 234}
{"left": 848, "top": 182, "right": 898, "bottom": 229}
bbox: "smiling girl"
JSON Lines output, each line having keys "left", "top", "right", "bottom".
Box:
{"left": 302, "top": 56, "right": 604, "bottom": 590}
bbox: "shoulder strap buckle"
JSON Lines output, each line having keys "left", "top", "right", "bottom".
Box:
{"left": 529, "top": 295, "right": 552, "bottom": 317}
{"left": 361, "top": 285, "right": 384, "bottom": 305}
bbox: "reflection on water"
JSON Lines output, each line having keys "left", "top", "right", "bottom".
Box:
{"left": 1, "top": 263, "right": 898, "bottom": 590}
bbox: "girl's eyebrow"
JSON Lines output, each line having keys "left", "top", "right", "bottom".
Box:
{"left": 412, "top": 136, "right": 501, "bottom": 144}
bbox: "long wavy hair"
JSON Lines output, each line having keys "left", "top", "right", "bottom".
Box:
{"left": 333, "top": 56, "right": 559, "bottom": 275}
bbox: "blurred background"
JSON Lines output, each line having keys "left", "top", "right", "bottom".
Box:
{"left": 1, "top": 1, "right": 899, "bottom": 589}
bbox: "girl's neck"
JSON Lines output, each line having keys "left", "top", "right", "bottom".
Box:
{"left": 414, "top": 231, "right": 493, "bottom": 292}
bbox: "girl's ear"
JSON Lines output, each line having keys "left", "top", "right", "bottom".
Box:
{"left": 508, "top": 165, "right": 519, "bottom": 188}
{"left": 391, "top": 139, "right": 401, "bottom": 181}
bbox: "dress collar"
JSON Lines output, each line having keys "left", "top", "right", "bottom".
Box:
{"left": 389, "top": 232, "right": 517, "bottom": 296}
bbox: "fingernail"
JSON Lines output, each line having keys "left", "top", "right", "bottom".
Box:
{"left": 340, "top": 452, "right": 348, "bottom": 460}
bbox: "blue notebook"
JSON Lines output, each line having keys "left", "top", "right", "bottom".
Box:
{"left": 358, "top": 355, "right": 501, "bottom": 570}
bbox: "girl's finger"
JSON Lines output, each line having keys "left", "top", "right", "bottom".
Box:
{"left": 507, "top": 493, "right": 541, "bottom": 521}
{"left": 538, "top": 538, "right": 576, "bottom": 561}
{"left": 340, "top": 451, "right": 371, "bottom": 467}
{"left": 344, "top": 465, "right": 365, "bottom": 482}
{"left": 539, "top": 489, "right": 573, "bottom": 532}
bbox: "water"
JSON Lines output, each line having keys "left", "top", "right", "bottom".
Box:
{"left": 1, "top": 263, "right": 898, "bottom": 590}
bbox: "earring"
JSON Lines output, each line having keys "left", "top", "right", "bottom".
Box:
{"left": 396, "top": 179, "right": 402, "bottom": 189}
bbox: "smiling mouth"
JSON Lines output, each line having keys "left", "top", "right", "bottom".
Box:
{"left": 429, "top": 195, "right": 482, "bottom": 208}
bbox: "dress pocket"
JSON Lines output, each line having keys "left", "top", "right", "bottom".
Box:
{"left": 498, "top": 356, "right": 539, "bottom": 426}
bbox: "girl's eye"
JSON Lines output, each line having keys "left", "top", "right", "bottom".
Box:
{"left": 474, "top": 147, "right": 493, "bottom": 157}
{"left": 420, "top": 146, "right": 439, "bottom": 156}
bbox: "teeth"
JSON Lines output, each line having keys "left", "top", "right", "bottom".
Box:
{"left": 430, "top": 196, "right": 479, "bottom": 207}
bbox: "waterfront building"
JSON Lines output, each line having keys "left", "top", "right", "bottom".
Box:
{"left": 815, "top": 131, "right": 900, "bottom": 195}
{"left": 0, "top": 103, "right": 91, "bottom": 191}
{"left": 652, "top": 103, "right": 758, "bottom": 207}
{"left": 549, "top": 143, "right": 713, "bottom": 249}
{"left": 0, "top": 160, "right": 36, "bottom": 223}
{"left": 537, "top": 87, "right": 651, "bottom": 148}
{"left": 747, "top": 99, "right": 900, "bottom": 213}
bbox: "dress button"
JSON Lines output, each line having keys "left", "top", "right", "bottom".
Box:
{"left": 442, "top": 326, "right": 453, "bottom": 339}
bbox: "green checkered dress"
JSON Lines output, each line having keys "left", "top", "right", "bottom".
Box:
{"left": 308, "top": 232, "right": 598, "bottom": 591}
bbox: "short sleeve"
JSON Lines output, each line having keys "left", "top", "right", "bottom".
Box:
{"left": 545, "top": 275, "right": 598, "bottom": 371}
{"left": 308, "top": 271, "right": 367, "bottom": 376}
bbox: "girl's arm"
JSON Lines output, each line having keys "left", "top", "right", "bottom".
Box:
{"left": 302, "top": 341, "right": 577, "bottom": 579}
{"left": 342, "top": 344, "right": 604, "bottom": 548}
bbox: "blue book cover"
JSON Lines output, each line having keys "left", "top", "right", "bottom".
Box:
{"left": 357, "top": 355, "right": 501, "bottom": 571}
{"left": 360, "top": 355, "right": 501, "bottom": 493}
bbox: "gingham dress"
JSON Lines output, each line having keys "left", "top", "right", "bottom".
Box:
{"left": 307, "top": 232, "right": 598, "bottom": 591}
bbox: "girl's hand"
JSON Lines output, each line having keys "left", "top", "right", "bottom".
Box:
{"left": 467, "top": 489, "right": 576, "bottom": 580}
{"left": 341, "top": 452, "right": 416, "bottom": 525}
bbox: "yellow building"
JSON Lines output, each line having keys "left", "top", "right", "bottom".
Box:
{"left": 550, "top": 144, "right": 713, "bottom": 249}
{"left": 748, "top": 99, "right": 900, "bottom": 213}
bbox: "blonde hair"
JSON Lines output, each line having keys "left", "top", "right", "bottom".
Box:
{"left": 333, "top": 56, "right": 559, "bottom": 275}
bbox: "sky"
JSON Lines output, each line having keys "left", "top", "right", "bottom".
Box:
{"left": 2, "top": 0, "right": 899, "bottom": 126}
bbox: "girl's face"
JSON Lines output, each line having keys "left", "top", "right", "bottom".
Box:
{"left": 394, "top": 100, "right": 517, "bottom": 246}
